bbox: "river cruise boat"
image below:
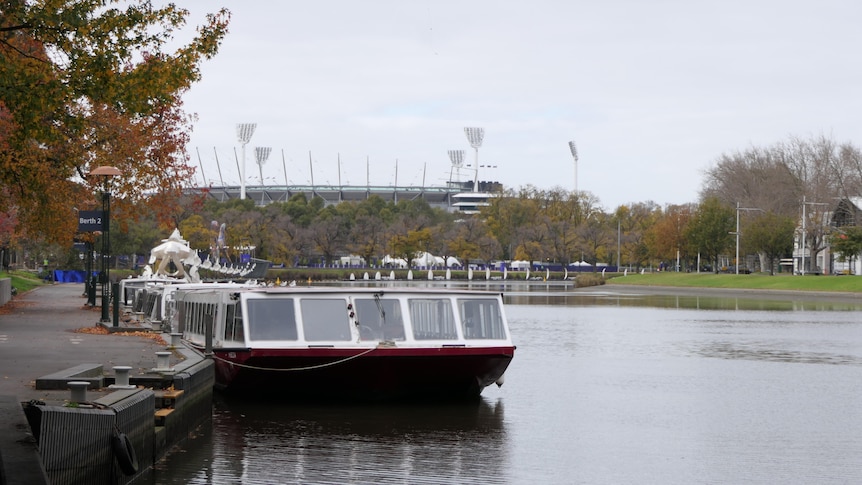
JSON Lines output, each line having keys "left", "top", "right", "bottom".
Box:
{"left": 175, "top": 286, "right": 516, "bottom": 400}
{"left": 120, "top": 278, "right": 261, "bottom": 330}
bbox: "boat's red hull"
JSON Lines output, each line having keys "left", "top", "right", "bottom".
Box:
{"left": 203, "top": 345, "right": 515, "bottom": 401}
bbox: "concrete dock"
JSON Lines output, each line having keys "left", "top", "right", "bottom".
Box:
{"left": 0, "top": 283, "right": 203, "bottom": 484}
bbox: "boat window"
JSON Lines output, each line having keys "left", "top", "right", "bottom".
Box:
{"left": 247, "top": 298, "right": 298, "bottom": 341}
{"left": 182, "top": 300, "right": 217, "bottom": 338}
{"left": 223, "top": 302, "right": 245, "bottom": 342}
{"left": 408, "top": 299, "right": 457, "bottom": 340}
{"left": 458, "top": 298, "right": 507, "bottom": 340}
{"left": 300, "top": 298, "right": 351, "bottom": 341}
{"left": 354, "top": 297, "right": 405, "bottom": 341}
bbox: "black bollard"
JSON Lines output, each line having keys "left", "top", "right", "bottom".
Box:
{"left": 112, "top": 282, "right": 120, "bottom": 327}
{"left": 87, "top": 277, "right": 96, "bottom": 306}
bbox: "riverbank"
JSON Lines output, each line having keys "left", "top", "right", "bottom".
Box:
{"left": 605, "top": 272, "right": 862, "bottom": 293}
{"left": 601, "top": 278, "right": 862, "bottom": 304}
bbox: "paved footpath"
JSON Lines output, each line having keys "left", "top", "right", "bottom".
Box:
{"left": 0, "top": 283, "right": 185, "bottom": 484}
{"left": 0, "top": 283, "right": 180, "bottom": 402}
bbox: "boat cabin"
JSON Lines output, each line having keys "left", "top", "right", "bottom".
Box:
{"left": 176, "top": 286, "right": 511, "bottom": 349}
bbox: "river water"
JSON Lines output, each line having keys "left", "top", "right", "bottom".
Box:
{"left": 146, "top": 286, "right": 862, "bottom": 484}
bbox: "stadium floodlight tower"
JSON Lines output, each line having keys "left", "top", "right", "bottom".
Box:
{"left": 464, "top": 127, "right": 484, "bottom": 192}
{"left": 255, "top": 146, "right": 272, "bottom": 185}
{"left": 236, "top": 123, "right": 257, "bottom": 199}
{"left": 447, "top": 149, "right": 465, "bottom": 184}
{"left": 568, "top": 140, "right": 579, "bottom": 194}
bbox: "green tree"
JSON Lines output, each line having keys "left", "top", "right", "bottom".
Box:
{"left": 285, "top": 194, "right": 319, "bottom": 227}
{"left": 743, "top": 212, "right": 795, "bottom": 275}
{"left": 685, "top": 197, "right": 734, "bottom": 271}
{"left": 830, "top": 226, "right": 862, "bottom": 274}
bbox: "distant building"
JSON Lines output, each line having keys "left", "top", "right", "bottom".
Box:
{"left": 831, "top": 197, "right": 862, "bottom": 227}
{"left": 186, "top": 179, "right": 502, "bottom": 215}
{"left": 829, "top": 197, "right": 862, "bottom": 275}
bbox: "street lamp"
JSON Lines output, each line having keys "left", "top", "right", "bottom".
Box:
{"left": 800, "top": 196, "right": 828, "bottom": 275}
{"left": 89, "top": 166, "right": 121, "bottom": 323}
{"left": 734, "top": 202, "right": 763, "bottom": 275}
{"left": 237, "top": 123, "right": 257, "bottom": 199}
{"left": 568, "top": 140, "right": 579, "bottom": 194}
{"left": 464, "top": 127, "right": 484, "bottom": 192}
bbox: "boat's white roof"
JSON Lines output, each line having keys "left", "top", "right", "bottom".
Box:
{"left": 197, "top": 286, "right": 503, "bottom": 297}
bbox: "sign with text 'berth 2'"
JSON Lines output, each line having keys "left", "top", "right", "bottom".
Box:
{"left": 78, "top": 210, "right": 104, "bottom": 232}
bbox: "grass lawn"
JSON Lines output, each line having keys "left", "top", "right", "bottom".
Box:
{"left": 0, "top": 270, "right": 47, "bottom": 294}
{"left": 607, "top": 272, "right": 862, "bottom": 293}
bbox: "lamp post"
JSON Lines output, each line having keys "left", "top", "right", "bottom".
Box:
{"left": 568, "top": 140, "right": 579, "bottom": 194}
{"left": 464, "top": 127, "right": 484, "bottom": 192}
{"left": 734, "top": 202, "right": 763, "bottom": 275}
{"left": 89, "top": 166, "right": 121, "bottom": 323}
{"left": 85, "top": 238, "right": 95, "bottom": 306}
{"left": 236, "top": 123, "right": 257, "bottom": 199}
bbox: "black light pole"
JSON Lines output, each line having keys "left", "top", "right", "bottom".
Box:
{"left": 89, "top": 166, "right": 121, "bottom": 323}
{"left": 84, "top": 240, "right": 93, "bottom": 304}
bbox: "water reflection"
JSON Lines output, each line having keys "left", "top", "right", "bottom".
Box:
{"left": 152, "top": 397, "right": 507, "bottom": 485}
{"left": 149, "top": 287, "right": 862, "bottom": 484}
{"left": 332, "top": 279, "right": 862, "bottom": 311}
{"left": 506, "top": 291, "right": 862, "bottom": 311}
{"left": 698, "top": 342, "right": 862, "bottom": 366}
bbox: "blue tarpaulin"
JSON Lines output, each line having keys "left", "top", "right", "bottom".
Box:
{"left": 52, "top": 270, "right": 91, "bottom": 283}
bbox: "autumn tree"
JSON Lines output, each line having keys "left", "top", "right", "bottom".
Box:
{"left": 348, "top": 213, "right": 387, "bottom": 267}
{"left": 482, "top": 190, "right": 533, "bottom": 259}
{"left": 646, "top": 204, "right": 694, "bottom": 270}
{"left": 615, "top": 201, "right": 661, "bottom": 270}
{"left": 576, "top": 211, "right": 612, "bottom": 269}
{"left": 428, "top": 219, "right": 460, "bottom": 268}
{"left": 309, "top": 210, "right": 349, "bottom": 266}
{"left": 389, "top": 228, "right": 432, "bottom": 267}
{"left": 0, "top": 1, "right": 230, "bottom": 244}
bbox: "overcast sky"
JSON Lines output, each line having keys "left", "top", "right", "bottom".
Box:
{"left": 177, "top": 1, "right": 862, "bottom": 210}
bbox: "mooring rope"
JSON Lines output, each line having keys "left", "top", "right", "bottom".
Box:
{"left": 208, "top": 346, "right": 378, "bottom": 372}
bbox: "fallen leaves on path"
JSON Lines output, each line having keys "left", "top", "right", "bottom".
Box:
{"left": 74, "top": 326, "right": 167, "bottom": 346}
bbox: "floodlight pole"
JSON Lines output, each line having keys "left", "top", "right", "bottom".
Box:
{"left": 255, "top": 146, "right": 272, "bottom": 185}
{"left": 236, "top": 123, "right": 257, "bottom": 199}
{"left": 448, "top": 149, "right": 464, "bottom": 184}
{"left": 464, "top": 127, "right": 484, "bottom": 192}
{"left": 568, "top": 141, "right": 579, "bottom": 194}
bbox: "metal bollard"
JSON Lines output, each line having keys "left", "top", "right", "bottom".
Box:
{"left": 68, "top": 381, "right": 89, "bottom": 403}
{"left": 110, "top": 365, "right": 134, "bottom": 389}
{"left": 155, "top": 351, "right": 172, "bottom": 371}
{"left": 112, "top": 282, "right": 120, "bottom": 327}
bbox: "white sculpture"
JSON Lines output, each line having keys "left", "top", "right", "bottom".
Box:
{"left": 148, "top": 228, "right": 201, "bottom": 282}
